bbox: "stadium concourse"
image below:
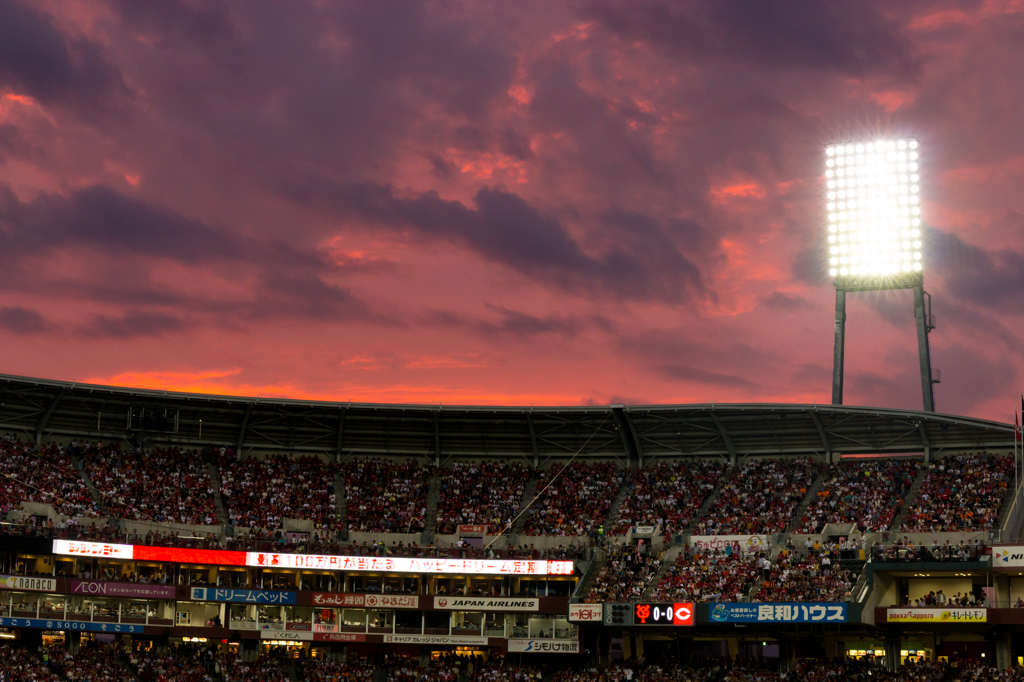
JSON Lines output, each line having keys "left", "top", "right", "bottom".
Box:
{"left": 0, "top": 375, "right": 1021, "bottom": 679}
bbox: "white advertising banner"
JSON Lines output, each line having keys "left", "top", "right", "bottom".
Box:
{"left": 0, "top": 576, "right": 57, "bottom": 592}
{"left": 568, "top": 604, "right": 603, "bottom": 622}
{"left": 508, "top": 639, "right": 580, "bottom": 653}
{"left": 993, "top": 547, "right": 1024, "bottom": 568}
{"left": 52, "top": 540, "right": 133, "bottom": 560}
{"left": 260, "top": 630, "right": 314, "bottom": 641}
{"left": 383, "top": 634, "right": 488, "bottom": 645}
{"left": 311, "top": 593, "right": 418, "bottom": 609}
{"left": 433, "top": 596, "right": 538, "bottom": 611}
{"left": 688, "top": 535, "right": 768, "bottom": 555}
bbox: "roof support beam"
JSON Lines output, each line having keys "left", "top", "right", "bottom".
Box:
{"left": 433, "top": 411, "right": 441, "bottom": 467}
{"left": 709, "top": 411, "right": 737, "bottom": 465}
{"left": 336, "top": 409, "right": 346, "bottom": 461}
{"left": 612, "top": 407, "right": 645, "bottom": 468}
{"left": 35, "top": 389, "right": 65, "bottom": 450}
{"left": 527, "top": 414, "right": 539, "bottom": 468}
{"left": 611, "top": 407, "right": 634, "bottom": 468}
{"left": 810, "top": 412, "right": 833, "bottom": 462}
{"left": 918, "top": 422, "right": 931, "bottom": 463}
{"left": 236, "top": 403, "right": 254, "bottom": 453}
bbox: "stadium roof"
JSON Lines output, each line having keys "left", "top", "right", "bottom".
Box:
{"left": 0, "top": 373, "right": 1014, "bottom": 463}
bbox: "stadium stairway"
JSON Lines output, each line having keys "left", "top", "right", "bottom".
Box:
{"left": 995, "top": 476, "right": 1017, "bottom": 532}
{"left": 511, "top": 476, "right": 540, "bottom": 535}
{"left": 640, "top": 545, "right": 683, "bottom": 600}
{"left": 783, "top": 470, "right": 828, "bottom": 536}
{"left": 421, "top": 475, "right": 441, "bottom": 544}
{"left": 335, "top": 468, "right": 347, "bottom": 532}
{"left": 576, "top": 559, "right": 606, "bottom": 601}
{"left": 891, "top": 462, "right": 930, "bottom": 531}
{"left": 206, "top": 462, "right": 230, "bottom": 526}
{"left": 74, "top": 458, "right": 110, "bottom": 517}
{"left": 601, "top": 475, "right": 634, "bottom": 533}
{"left": 683, "top": 466, "right": 732, "bottom": 537}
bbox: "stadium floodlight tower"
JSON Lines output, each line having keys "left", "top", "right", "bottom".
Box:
{"left": 825, "top": 137, "right": 937, "bottom": 412}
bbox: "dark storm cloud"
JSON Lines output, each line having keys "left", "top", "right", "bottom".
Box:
{"left": 760, "top": 292, "right": 814, "bottom": 312}
{"left": 108, "top": 0, "right": 235, "bottom": 43}
{"left": 929, "top": 227, "right": 1024, "bottom": 314}
{"left": 931, "top": 344, "right": 1018, "bottom": 416}
{"left": 0, "top": 184, "right": 322, "bottom": 269}
{"left": 0, "top": 0, "right": 126, "bottom": 108}
{"left": 656, "top": 364, "right": 756, "bottom": 390}
{"left": 245, "top": 272, "right": 396, "bottom": 325}
{"left": 528, "top": 60, "right": 669, "bottom": 186}
{"left": 424, "top": 305, "right": 600, "bottom": 340}
{"left": 618, "top": 330, "right": 776, "bottom": 392}
{"left": 0, "top": 184, "right": 389, "bottom": 326}
{"left": 284, "top": 180, "right": 709, "bottom": 304}
{"left": 584, "top": 0, "right": 920, "bottom": 80}
{"left": 80, "top": 310, "right": 186, "bottom": 338}
{"left": 0, "top": 306, "right": 51, "bottom": 334}
{"left": 792, "top": 245, "right": 830, "bottom": 287}
{"left": 791, "top": 363, "right": 829, "bottom": 385}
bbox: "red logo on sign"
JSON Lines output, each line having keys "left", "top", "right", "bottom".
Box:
{"left": 438, "top": 598, "right": 447, "bottom": 607}
{"left": 672, "top": 603, "right": 694, "bottom": 626}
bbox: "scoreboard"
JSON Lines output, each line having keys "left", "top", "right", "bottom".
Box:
{"left": 633, "top": 602, "right": 694, "bottom": 626}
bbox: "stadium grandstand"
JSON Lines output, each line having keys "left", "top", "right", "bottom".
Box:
{"left": 0, "top": 372, "right": 1021, "bottom": 679}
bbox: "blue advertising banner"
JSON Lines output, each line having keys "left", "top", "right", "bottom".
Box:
{"left": 190, "top": 587, "right": 296, "bottom": 604}
{"left": 708, "top": 603, "right": 847, "bottom": 624}
{"left": 0, "top": 617, "right": 143, "bottom": 633}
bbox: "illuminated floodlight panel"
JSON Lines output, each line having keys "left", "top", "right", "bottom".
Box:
{"left": 825, "top": 138, "right": 922, "bottom": 279}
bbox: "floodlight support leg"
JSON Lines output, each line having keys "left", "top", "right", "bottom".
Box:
{"left": 914, "top": 283, "right": 936, "bottom": 412}
{"left": 831, "top": 288, "right": 847, "bottom": 405}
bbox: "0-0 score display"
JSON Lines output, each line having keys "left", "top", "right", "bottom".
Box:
{"left": 634, "top": 602, "right": 694, "bottom": 626}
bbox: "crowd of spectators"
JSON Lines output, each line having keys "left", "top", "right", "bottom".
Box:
{"left": 383, "top": 652, "right": 461, "bottom": 682}
{"left": 342, "top": 458, "right": 431, "bottom": 534}
{"left": 133, "top": 645, "right": 214, "bottom": 681}
{"left": 0, "top": 645, "right": 63, "bottom": 681}
{"left": 651, "top": 548, "right": 760, "bottom": 602}
{"left": 522, "top": 462, "right": 625, "bottom": 536}
{"left": 58, "top": 645, "right": 135, "bottom": 681}
{"left": 754, "top": 549, "right": 854, "bottom": 602}
{"left": 469, "top": 655, "right": 542, "bottom": 682}
{"left": 302, "top": 657, "right": 374, "bottom": 682}
{"left": 220, "top": 655, "right": 291, "bottom": 682}
{"left": 0, "top": 437, "right": 97, "bottom": 518}
{"left": 613, "top": 461, "right": 724, "bottom": 536}
{"left": 698, "top": 459, "right": 817, "bottom": 536}
{"left": 901, "top": 453, "right": 1013, "bottom": 532}
{"left": 873, "top": 538, "right": 986, "bottom": 563}
{"left": 586, "top": 542, "right": 663, "bottom": 602}
{"left": 435, "top": 461, "right": 530, "bottom": 535}
{"left": 797, "top": 458, "right": 918, "bottom": 534}
{"left": 85, "top": 447, "right": 217, "bottom": 525}
{"left": 220, "top": 453, "right": 337, "bottom": 530}
{"left": 546, "top": 660, "right": 995, "bottom": 682}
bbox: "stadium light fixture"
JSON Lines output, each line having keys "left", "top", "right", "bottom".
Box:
{"left": 825, "top": 138, "right": 922, "bottom": 280}
{"left": 825, "top": 136, "right": 937, "bottom": 415}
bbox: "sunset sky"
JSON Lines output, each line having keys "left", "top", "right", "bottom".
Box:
{"left": 0, "top": 0, "right": 1022, "bottom": 420}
